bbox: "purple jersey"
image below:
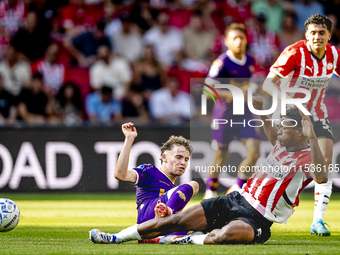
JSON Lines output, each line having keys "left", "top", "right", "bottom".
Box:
{"left": 133, "top": 164, "right": 176, "bottom": 209}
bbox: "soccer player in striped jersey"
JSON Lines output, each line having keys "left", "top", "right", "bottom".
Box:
{"left": 263, "top": 14, "right": 337, "bottom": 236}
{"left": 89, "top": 101, "right": 328, "bottom": 245}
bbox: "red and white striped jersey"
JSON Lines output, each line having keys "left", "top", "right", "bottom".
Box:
{"left": 270, "top": 40, "right": 340, "bottom": 121}
{"left": 240, "top": 141, "right": 313, "bottom": 223}
{"left": 0, "top": 0, "right": 26, "bottom": 36}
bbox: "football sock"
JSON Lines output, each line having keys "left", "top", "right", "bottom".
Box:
{"left": 313, "top": 179, "right": 332, "bottom": 222}
{"left": 236, "top": 178, "right": 247, "bottom": 189}
{"left": 115, "top": 224, "right": 142, "bottom": 243}
{"left": 166, "top": 184, "right": 194, "bottom": 214}
{"left": 206, "top": 178, "right": 219, "bottom": 191}
{"left": 190, "top": 234, "right": 208, "bottom": 245}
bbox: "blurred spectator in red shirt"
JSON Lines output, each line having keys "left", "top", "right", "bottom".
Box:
{"left": 32, "top": 43, "right": 65, "bottom": 95}
{"left": 0, "top": 24, "right": 10, "bottom": 59}
{"left": 279, "top": 11, "right": 304, "bottom": 51}
{"left": 247, "top": 13, "right": 280, "bottom": 76}
{"left": 11, "top": 11, "right": 51, "bottom": 62}
{"left": 0, "top": 44, "right": 31, "bottom": 96}
{"left": 0, "top": 0, "right": 27, "bottom": 37}
{"left": 64, "top": 20, "right": 111, "bottom": 68}
{"left": 59, "top": 0, "right": 103, "bottom": 36}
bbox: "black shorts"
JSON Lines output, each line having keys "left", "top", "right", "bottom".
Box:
{"left": 200, "top": 191, "right": 273, "bottom": 244}
{"left": 314, "top": 118, "right": 334, "bottom": 141}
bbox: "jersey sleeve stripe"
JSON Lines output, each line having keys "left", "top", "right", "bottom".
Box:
{"left": 270, "top": 67, "right": 285, "bottom": 78}
{"left": 133, "top": 170, "right": 140, "bottom": 185}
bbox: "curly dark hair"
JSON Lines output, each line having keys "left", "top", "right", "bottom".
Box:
{"left": 284, "top": 108, "right": 313, "bottom": 128}
{"left": 160, "top": 136, "right": 192, "bottom": 163}
{"left": 304, "top": 14, "right": 332, "bottom": 32}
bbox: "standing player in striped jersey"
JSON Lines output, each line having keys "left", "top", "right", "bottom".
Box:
{"left": 89, "top": 101, "right": 328, "bottom": 245}
{"left": 263, "top": 14, "right": 338, "bottom": 236}
{"left": 203, "top": 23, "right": 261, "bottom": 199}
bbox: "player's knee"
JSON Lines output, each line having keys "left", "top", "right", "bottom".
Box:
{"left": 187, "top": 181, "right": 199, "bottom": 195}
{"left": 215, "top": 222, "right": 254, "bottom": 244}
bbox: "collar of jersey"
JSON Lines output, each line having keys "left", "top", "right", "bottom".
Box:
{"left": 306, "top": 41, "right": 326, "bottom": 62}
{"left": 226, "top": 50, "right": 247, "bottom": 66}
{"left": 158, "top": 167, "right": 175, "bottom": 184}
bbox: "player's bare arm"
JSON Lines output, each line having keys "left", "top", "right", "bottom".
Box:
{"left": 262, "top": 72, "right": 295, "bottom": 101}
{"left": 299, "top": 110, "right": 328, "bottom": 184}
{"left": 114, "top": 122, "right": 138, "bottom": 183}
{"left": 253, "top": 97, "right": 278, "bottom": 145}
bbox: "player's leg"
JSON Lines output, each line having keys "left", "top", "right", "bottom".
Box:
{"left": 227, "top": 138, "right": 260, "bottom": 194}
{"left": 155, "top": 181, "right": 199, "bottom": 217}
{"left": 204, "top": 144, "right": 229, "bottom": 199}
{"left": 311, "top": 137, "right": 333, "bottom": 236}
{"left": 89, "top": 203, "right": 208, "bottom": 244}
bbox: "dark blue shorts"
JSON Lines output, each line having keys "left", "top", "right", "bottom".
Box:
{"left": 200, "top": 191, "right": 273, "bottom": 244}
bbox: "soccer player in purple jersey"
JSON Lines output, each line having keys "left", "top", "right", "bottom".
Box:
{"left": 203, "top": 23, "right": 260, "bottom": 198}
{"left": 94, "top": 122, "right": 199, "bottom": 243}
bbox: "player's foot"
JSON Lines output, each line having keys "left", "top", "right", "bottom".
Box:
{"left": 203, "top": 189, "right": 218, "bottom": 199}
{"left": 310, "top": 219, "right": 331, "bottom": 236}
{"left": 89, "top": 229, "right": 117, "bottom": 244}
{"left": 137, "top": 237, "right": 162, "bottom": 244}
{"left": 154, "top": 203, "right": 172, "bottom": 218}
{"left": 159, "top": 234, "right": 193, "bottom": 244}
{"left": 226, "top": 183, "right": 241, "bottom": 195}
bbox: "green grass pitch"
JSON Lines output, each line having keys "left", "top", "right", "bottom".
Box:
{"left": 0, "top": 192, "right": 339, "bottom": 255}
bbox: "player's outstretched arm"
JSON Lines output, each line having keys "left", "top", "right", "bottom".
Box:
{"left": 299, "top": 109, "right": 328, "bottom": 184}
{"left": 114, "top": 122, "right": 138, "bottom": 183}
{"left": 253, "top": 97, "right": 278, "bottom": 145}
{"left": 263, "top": 72, "right": 294, "bottom": 100}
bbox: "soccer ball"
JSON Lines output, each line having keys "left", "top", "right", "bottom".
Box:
{"left": 0, "top": 198, "right": 20, "bottom": 232}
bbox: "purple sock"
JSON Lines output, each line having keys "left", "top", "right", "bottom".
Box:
{"left": 166, "top": 184, "right": 193, "bottom": 214}
{"left": 206, "top": 178, "right": 219, "bottom": 191}
{"left": 236, "top": 178, "right": 247, "bottom": 189}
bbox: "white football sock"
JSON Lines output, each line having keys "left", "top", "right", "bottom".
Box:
{"left": 115, "top": 224, "right": 142, "bottom": 243}
{"left": 190, "top": 234, "right": 208, "bottom": 245}
{"left": 313, "top": 176, "right": 332, "bottom": 222}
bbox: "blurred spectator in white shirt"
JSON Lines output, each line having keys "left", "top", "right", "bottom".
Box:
{"left": 143, "top": 12, "right": 183, "bottom": 68}
{"left": 0, "top": 44, "right": 31, "bottom": 96}
{"left": 90, "top": 45, "right": 132, "bottom": 99}
{"left": 112, "top": 13, "right": 142, "bottom": 63}
{"left": 149, "top": 77, "right": 195, "bottom": 124}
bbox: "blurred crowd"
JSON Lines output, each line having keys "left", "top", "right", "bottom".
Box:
{"left": 0, "top": 0, "right": 339, "bottom": 126}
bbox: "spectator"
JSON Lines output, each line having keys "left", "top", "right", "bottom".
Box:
{"left": 103, "top": 0, "right": 122, "bottom": 37}
{"left": 90, "top": 45, "right": 132, "bottom": 99}
{"left": 122, "top": 85, "right": 149, "bottom": 124}
{"left": 129, "top": 0, "right": 158, "bottom": 33}
{"left": 183, "top": 11, "right": 215, "bottom": 62}
{"left": 112, "top": 13, "right": 143, "bottom": 63}
{"left": 32, "top": 43, "right": 65, "bottom": 95}
{"left": 85, "top": 85, "right": 122, "bottom": 126}
{"left": 0, "top": 44, "right": 31, "bottom": 96}
{"left": 64, "top": 20, "right": 111, "bottom": 68}
{"left": 251, "top": 0, "right": 284, "bottom": 33}
{"left": 328, "top": 14, "right": 340, "bottom": 48}
{"left": 133, "top": 44, "right": 166, "bottom": 97}
{"left": 0, "top": 24, "right": 10, "bottom": 59}
{"left": 279, "top": 11, "right": 304, "bottom": 51}
{"left": 293, "top": 0, "right": 325, "bottom": 32}
{"left": 59, "top": 0, "right": 102, "bottom": 36}
{"left": 11, "top": 11, "right": 51, "bottom": 62}
{"left": 248, "top": 13, "right": 280, "bottom": 76}
{"left": 143, "top": 12, "right": 183, "bottom": 67}
{"left": 149, "top": 78, "right": 195, "bottom": 124}
{"left": 0, "top": 74, "right": 16, "bottom": 125}
{"left": 55, "top": 82, "right": 83, "bottom": 126}
{"left": 0, "top": 0, "right": 26, "bottom": 37}
{"left": 17, "top": 72, "right": 55, "bottom": 125}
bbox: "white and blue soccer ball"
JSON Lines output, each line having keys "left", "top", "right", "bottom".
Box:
{"left": 0, "top": 198, "right": 20, "bottom": 232}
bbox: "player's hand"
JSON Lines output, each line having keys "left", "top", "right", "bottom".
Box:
{"left": 299, "top": 109, "right": 316, "bottom": 140}
{"left": 252, "top": 96, "right": 264, "bottom": 110}
{"left": 122, "top": 122, "right": 137, "bottom": 139}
